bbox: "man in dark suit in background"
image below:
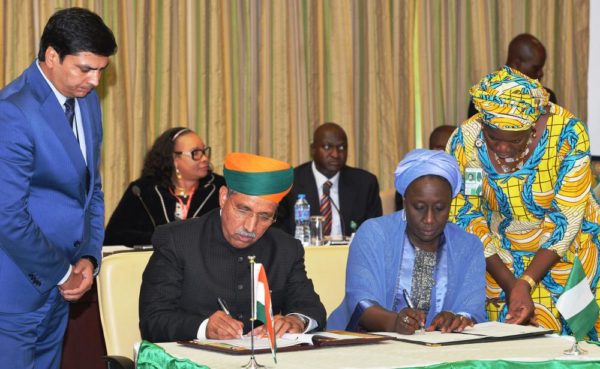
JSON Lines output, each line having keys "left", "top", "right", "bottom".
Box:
{"left": 139, "top": 153, "right": 326, "bottom": 342}
{"left": 0, "top": 8, "right": 116, "bottom": 369}
{"left": 467, "top": 33, "right": 557, "bottom": 118}
{"left": 279, "top": 122, "right": 382, "bottom": 238}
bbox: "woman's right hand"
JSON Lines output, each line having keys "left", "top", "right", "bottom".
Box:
{"left": 394, "top": 308, "right": 426, "bottom": 335}
{"left": 505, "top": 279, "right": 535, "bottom": 324}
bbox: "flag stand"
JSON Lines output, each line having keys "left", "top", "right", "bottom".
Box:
{"left": 243, "top": 256, "right": 265, "bottom": 369}
{"left": 556, "top": 254, "right": 598, "bottom": 357}
{"left": 242, "top": 320, "right": 265, "bottom": 369}
{"left": 242, "top": 356, "right": 264, "bottom": 369}
{"left": 563, "top": 340, "right": 587, "bottom": 356}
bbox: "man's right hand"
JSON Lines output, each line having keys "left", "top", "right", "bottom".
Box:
{"left": 59, "top": 259, "right": 95, "bottom": 302}
{"left": 58, "top": 270, "right": 84, "bottom": 301}
{"left": 206, "top": 311, "right": 244, "bottom": 339}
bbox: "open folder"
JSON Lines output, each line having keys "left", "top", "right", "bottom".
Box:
{"left": 178, "top": 330, "right": 389, "bottom": 355}
{"left": 375, "top": 321, "right": 553, "bottom": 346}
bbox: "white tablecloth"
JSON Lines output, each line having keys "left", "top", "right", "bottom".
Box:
{"left": 158, "top": 335, "right": 600, "bottom": 369}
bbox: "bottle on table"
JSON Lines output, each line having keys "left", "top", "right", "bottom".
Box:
{"left": 294, "top": 194, "right": 310, "bottom": 246}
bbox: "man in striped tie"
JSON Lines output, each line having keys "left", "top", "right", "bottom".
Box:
{"left": 279, "top": 122, "right": 383, "bottom": 239}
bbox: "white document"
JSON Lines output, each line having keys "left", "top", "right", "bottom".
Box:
{"left": 461, "top": 321, "right": 552, "bottom": 338}
{"left": 199, "top": 331, "right": 365, "bottom": 349}
{"left": 375, "top": 321, "right": 552, "bottom": 346}
{"left": 375, "top": 330, "right": 484, "bottom": 345}
{"left": 198, "top": 336, "right": 299, "bottom": 350}
{"left": 282, "top": 331, "right": 364, "bottom": 345}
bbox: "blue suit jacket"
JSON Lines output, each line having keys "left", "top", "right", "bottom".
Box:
{"left": 0, "top": 61, "right": 104, "bottom": 313}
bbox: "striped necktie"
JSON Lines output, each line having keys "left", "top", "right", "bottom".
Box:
{"left": 320, "top": 181, "right": 333, "bottom": 236}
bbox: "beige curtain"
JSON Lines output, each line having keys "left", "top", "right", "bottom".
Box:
{"left": 0, "top": 0, "right": 589, "bottom": 221}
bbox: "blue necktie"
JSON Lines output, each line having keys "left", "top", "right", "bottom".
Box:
{"left": 64, "top": 98, "right": 75, "bottom": 129}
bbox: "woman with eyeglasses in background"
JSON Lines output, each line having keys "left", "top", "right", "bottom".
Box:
{"left": 104, "top": 127, "right": 225, "bottom": 246}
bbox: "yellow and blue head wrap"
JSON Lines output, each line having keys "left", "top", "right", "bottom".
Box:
{"left": 470, "top": 66, "right": 549, "bottom": 131}
{"left": 223, "top": 153, "right": 293, "bottom": 203}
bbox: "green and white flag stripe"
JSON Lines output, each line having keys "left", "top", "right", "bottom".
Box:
{"left": 556, "top": 256, "right": 599, "bottom": 341}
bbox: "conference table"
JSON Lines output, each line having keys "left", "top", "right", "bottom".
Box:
{"left": 97, "top": 245, "right": 600, "bottom": 369}
{"left": 157, "top": 335, "right": 600, "bottom": 369}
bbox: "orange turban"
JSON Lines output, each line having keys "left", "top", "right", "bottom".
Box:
{"left": 223, "top": 153, "right": 293, "bottom": 203}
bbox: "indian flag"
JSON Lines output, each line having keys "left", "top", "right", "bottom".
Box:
{"left": 252, "top": 263, "right": 276, "bottom": 361}
{"left": 556, "top": 256, "right": 600, "bottom": 341}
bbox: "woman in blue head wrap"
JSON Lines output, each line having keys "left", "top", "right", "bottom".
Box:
{"left": 327, "top": 149, "right": 486, "bottom": 334}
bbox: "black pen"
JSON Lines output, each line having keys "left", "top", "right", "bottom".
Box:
{"left": 217, "top": 297, "right": 231, "bottom": 316}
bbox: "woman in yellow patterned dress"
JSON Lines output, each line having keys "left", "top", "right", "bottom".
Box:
{"left": 448, "top": 66, "right": 600, "bottom": 338}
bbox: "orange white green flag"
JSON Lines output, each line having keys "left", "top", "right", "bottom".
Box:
{"left": 252, "top": 263, "right": 276, "bottom": 361}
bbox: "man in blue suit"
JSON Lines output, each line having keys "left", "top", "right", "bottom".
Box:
{"left": 0, "top": 8, "right": 117, "bottom": 369}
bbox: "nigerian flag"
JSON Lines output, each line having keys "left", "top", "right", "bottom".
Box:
{"left": 556, "top": 256, "right": 599, "bottom": 341}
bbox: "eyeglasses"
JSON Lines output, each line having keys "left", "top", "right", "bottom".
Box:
{"left": 174, "top": 146, "right": 211, "bottom": 160}
{"left": 230, "top": 201, "right": 277, "bottom": 225}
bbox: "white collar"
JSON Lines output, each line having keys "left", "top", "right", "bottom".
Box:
{"left": 311, "top": 161, "right": 340, "bottom": 188}
{"left": 36, "top": 59, "right": 70, "bottom": 107}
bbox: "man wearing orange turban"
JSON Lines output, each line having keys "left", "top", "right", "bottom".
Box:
{"left": 139, "top": 153, "right": 326, "bottom": 342}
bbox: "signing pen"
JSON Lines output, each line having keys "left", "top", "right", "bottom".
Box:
{"left": 402, "top": 289, "right": 415, "bottom": 309}
{"left": 217, "top": 297, "right": 231, "bottom": 316}
{"left": 218, "top": 297, "right": 243, "bottom": 338}
{"left": 402, "top": 289, "right": 424, "bottom": 330}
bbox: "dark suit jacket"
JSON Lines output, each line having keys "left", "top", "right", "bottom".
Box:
{"left": 104, "top": 172, "right": 225, "bottom": 246}
{"left": 0, "top": 61, "right": 104, "bottom": 313}
{"left": 278, "top": 162, "right": 382, "bottom": 236}
{"left": 139, "top": 209, "right": 326, "bottom": 342}
{"left": 277, "top": 161, "right": 383, "bottom": 236}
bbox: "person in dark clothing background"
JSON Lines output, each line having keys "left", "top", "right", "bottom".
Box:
{"left": 104, "top": 127, "right": 225, "bottom": 246}
{"left": 467, "top": 33, "right": 557, "bottom": 119}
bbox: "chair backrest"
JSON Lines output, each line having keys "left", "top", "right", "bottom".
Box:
{"left": 380, "top": 188, "right": 397, "bottom": 215}
{"left": 97, "top": 251, "right": 152, "bottom": 360}
{"left": 304, "top": 246, "right": 349, "bottom": 317}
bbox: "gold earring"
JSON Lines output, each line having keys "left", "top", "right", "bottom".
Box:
{"left": 175, "top": 167, "right": 182, "bottom": 180}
